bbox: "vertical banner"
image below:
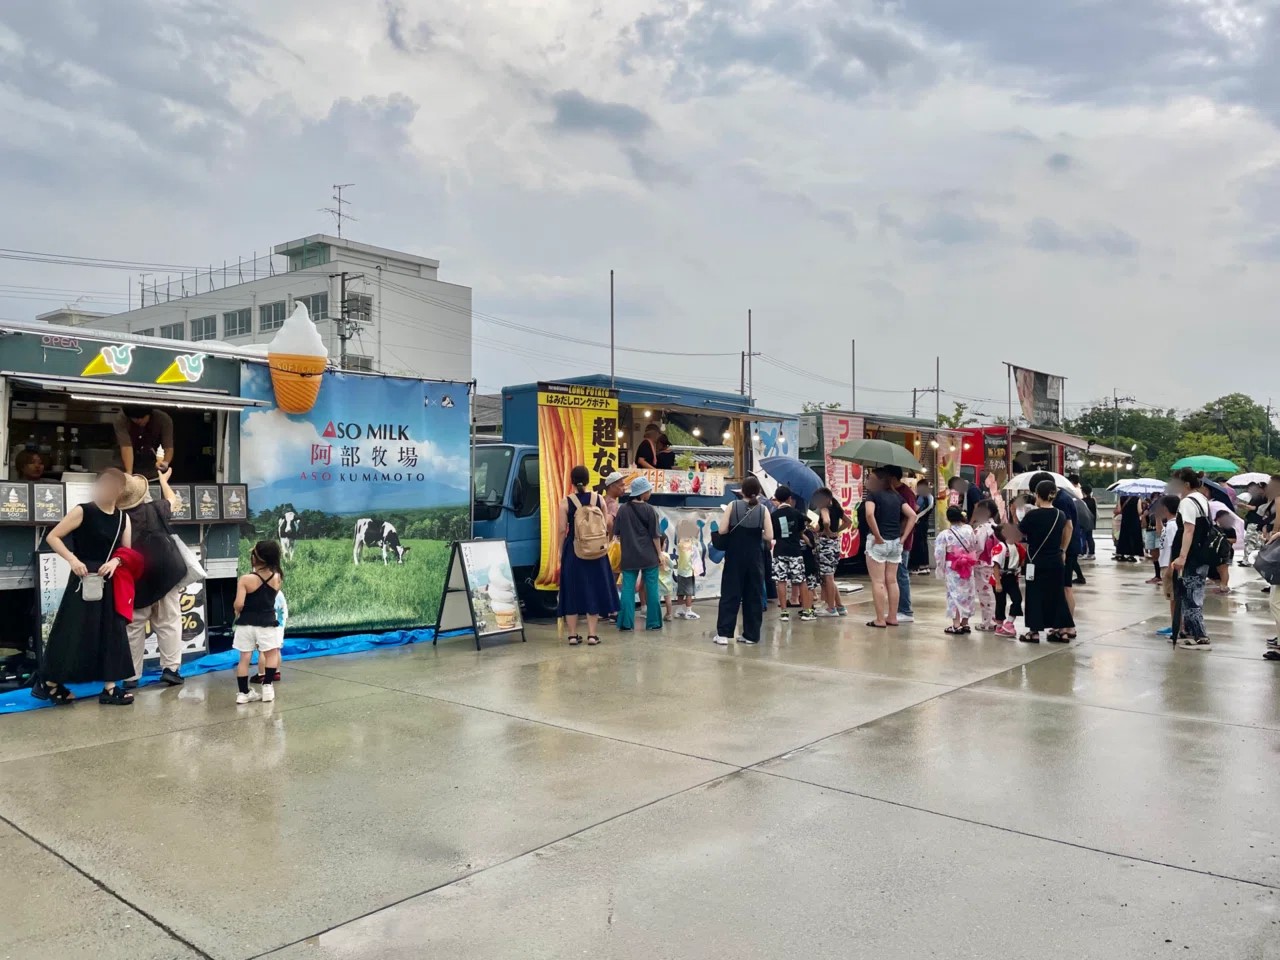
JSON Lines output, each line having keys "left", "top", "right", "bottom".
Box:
{"left": 535, "top": 383, "right": 619, "bottom": 590}
{"left": 1010, "top": 364, "right": 1064, "bottom": 427}
{"left": 653, "top": 506, "right": 726, "bottom": 600}
{"left": 240, "top": 365, "right": 471, "bottom": 633}
{"left": 821, "top": 413, "right": 864, "bottom": 558}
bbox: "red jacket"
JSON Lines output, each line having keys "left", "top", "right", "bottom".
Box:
{"left": 110, "top": 547, "right": 146, "bottom": 621}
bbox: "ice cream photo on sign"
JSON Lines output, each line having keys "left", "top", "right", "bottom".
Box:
{"left": 268, "top": 302, "right": 329, "bottom": 414}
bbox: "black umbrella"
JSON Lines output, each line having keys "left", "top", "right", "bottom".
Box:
{"left": 1201, "top": 479, "right": 1236, "bottom": 508}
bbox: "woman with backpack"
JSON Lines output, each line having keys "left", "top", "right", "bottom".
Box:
{"left": 1018, "top": 478, "right": 1075, "bottom": 643}
{"left": 558, "top": 465, "right": 618, "bottom": 646}
{"left": 934, "top": 506, "right": 978, "bottom": 635}
{"left": 713, "top": 476, "right": 774, "bottom": 646}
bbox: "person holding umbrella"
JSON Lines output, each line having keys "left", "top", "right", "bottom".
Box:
{"left": 862, "top": 468, "right": 917, "bottom": 628}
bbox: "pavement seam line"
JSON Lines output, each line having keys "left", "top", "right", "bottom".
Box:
{"left": 0, "top": 809, "right": 218, "bottom": 959}
{"left": 244, "top": 768, "right": 750, "bottom": 960}
{"left": 749, "top": 767, "right": 1280, "bottom": 892}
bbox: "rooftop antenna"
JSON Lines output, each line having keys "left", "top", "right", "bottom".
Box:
{"left": 321, "top": 183, "right": 358, "bottom": 238}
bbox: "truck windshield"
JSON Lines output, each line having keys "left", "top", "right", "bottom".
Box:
{"left": 473, "top": 445, "right": 514, "bottom": 521}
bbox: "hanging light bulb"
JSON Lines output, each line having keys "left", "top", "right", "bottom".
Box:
{"left": 949, "top": 444, "right": 956, "bottom": 452}
{"left": 1089, "top": 460, "right": 1097, "bottom": 467}
{"left": 692, "top": 427, "right": 701, "bottom": 438}
{"left": 963, "top": 442, "right": 971, "bottom": 450}
{"left": 752, "top": 432, "right": 760, "bottom": 442}
{"left": 643, "top": 409, "right": 652, "bottom": 419}
{"left": 615, "top": 429, "right": 624, "bottom": 438}
{"left": 930, "top": 439, "right": 940, "bottom": 449}
{"left": 722, "top": 430, "right": 732, "bottom": 442}
{"left": 913, "top": 439, "right": 921, "bottom": 446}
{"left": 1125, "top": 462, "right": 1134, "bottom": 471}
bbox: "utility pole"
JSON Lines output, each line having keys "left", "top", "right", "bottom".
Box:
{"left": 740, "top": 351, "right": 746, "bottom": 396}
{"left": 1268, "top": 399, "right": 1273, "bottom": 457}
{"left": 1112, "top": 388, "right": 1136, "bottom": 481}
{"left": 851, "top": 339, "right": 856, "bottom": 412}
{"left": 609, "top": 270, "right": 615, "bottom": 390}
{"left": 330, "top": 271, "right": 366, "bottom": 370}
{"left": 912, "top": 385, "right": 939, "bottom": 419}
{"left": 747, "top": 309, "right": 753, "bottom": 401}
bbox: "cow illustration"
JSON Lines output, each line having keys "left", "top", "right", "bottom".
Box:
{"left": 277, "top": 511, "right": 300, "bottom": 561}
{"left": 353, "top": 518, "right": 410, "bottom": 565}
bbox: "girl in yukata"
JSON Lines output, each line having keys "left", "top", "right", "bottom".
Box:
{"left": 934, "top": 506, "right": 978, "bottom": 635}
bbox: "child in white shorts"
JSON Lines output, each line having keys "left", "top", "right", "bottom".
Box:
{"left": 233, "top": 540, "right": 284, "bottom": 704}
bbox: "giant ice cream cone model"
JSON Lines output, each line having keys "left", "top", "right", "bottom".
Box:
{"left": 268, "top": 302, "right": 329, "bottom": 414}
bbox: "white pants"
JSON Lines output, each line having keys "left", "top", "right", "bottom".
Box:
{"left": 128, "top": 588, "right": 183, "bottom": 679}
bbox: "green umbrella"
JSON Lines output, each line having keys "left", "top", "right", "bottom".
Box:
{"left": 1170, "top": 455, "right": 1239, "bottom": 474}
{"left": 829, "top": 437, "right": 924, "bottom": 471}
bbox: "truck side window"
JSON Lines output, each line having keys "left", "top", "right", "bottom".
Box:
{"left": 514, "top": 455, "right": 540, "bottom": 518}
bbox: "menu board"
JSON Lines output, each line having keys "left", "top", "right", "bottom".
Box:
{"left": 193, "top": 485, "right": 220, "bottom": 521}
{"left": 0, "top": 482, "right": 31, "bottom": 522}
{"left": 460, "top": 539, "right": 523, "bottom": 637}
{"left": 221, "top": 484, "right": 248, "bottom": 520}
{"left": 168, "top": 485, "right": 192, "bottom": 521}
{"left": 32, "top": 483, "right": 65, "bottom": 522}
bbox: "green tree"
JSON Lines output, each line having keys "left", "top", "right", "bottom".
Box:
{"left": 1165, "top": 431, "right": 1243, "bottom": 475}
{"left": 1065, "top": 403, "right": 1181, "bottom": 476}
{"left": 801, "top": 401, "right": 840, "bottom": 413}
{"left": 937, "top": 402, "right": 977, "bottom": 430}
{"left": 1179, "top": 394, "right": 1280, "bottom": 468}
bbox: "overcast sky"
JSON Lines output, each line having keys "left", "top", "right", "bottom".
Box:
{"left": 2, "top": 0, "right": 1278, "bottom": 421}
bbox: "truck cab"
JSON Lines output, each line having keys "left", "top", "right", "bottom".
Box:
{"left": 470, "top": 441, "right": 554, "bottom": 614}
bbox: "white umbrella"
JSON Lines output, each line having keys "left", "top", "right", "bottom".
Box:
{"left": 1109, "top": 477, "right": 1166, "bottom": 496}
{"left": 1004, "top": 471, "right": 1080, "bottom": 498}
{"left": 1228, "top": 472, "right": 1270, "bottom": 487}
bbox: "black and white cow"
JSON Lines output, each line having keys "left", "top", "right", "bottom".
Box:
{"left": 353, "top": 518, "right": 410, "bottom": 565}
{"left": 277, "top": 511, "right": 300, "bottom": 561}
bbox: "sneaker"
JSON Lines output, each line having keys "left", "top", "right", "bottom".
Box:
{"left": 836, "top": 606, "right": 848, "bottom": 617}
{"left": 236, "top": 689, "right": 262, "bottom": 705}
{"left": 799, "top": 609, "right": 817, "bottom": 622}
{"left": 994, "top": 622, "right": 1014, "bottom": 637}
{"left": 250, "top": 669, "right": 281, "bottom": 685}
{"left": 713, "top": 635, "right": 732, "bottom": 646}
{"left": 973, "top": 622, "right": 995, "bottom": 632}
{"left": 737, "top": 636, "right": 758, "bottom": 645}
{"left": 1177, "top": 637, "right": 1212, "bottom": 650}
{"left": 817, "top": 609, "right": 840, "bottom": 618}
{"left": 897, "top": 614, "right": 914, "bottom": 623}
{"left": 1264, "top": 649, "right": 1280, "bottom": 661}
{"left": 684, "top": 610, "right": 701, "bottom": 620}
{"left": 1266, "top": 638, "right": 1279, "bottom": 648}
{"left": 261, "top": 684, "right": 276, "bottom": 702}
{"left": 780, "top": 611, "right": 791, "bottom": 622}
{"left": 1155, "top": 626, "right": 1174, "bottom": 637}
{"left": 161, "top": 668, "right": 184, "bottom": 686}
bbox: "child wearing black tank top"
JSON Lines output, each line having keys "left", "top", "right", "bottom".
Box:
{"left": 233, "top": 541, "right": 285, "bottom": 704}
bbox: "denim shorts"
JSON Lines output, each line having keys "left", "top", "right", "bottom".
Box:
{"left": 867, "top": 537, "right": 904, "bottom": 564}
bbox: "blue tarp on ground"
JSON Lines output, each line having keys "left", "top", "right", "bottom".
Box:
{"left": 0, "top": 627, "right": 471, "bottom": 715}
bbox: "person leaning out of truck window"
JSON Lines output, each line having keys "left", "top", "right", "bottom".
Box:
{"left": 115, "top": 405, "right": 174, "bottom": 480}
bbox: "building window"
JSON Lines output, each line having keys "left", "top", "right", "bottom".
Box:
{"left": 191, "top": 315, "right": 216, "bottom": 341}
{"left": 297, "top": 292, "right": 329, "bottom": 320}
{"left": 343, "top": 354, "right": 374, "bottom": 372}
{"left": 346, "top": 293, "right": 372, "bottom": 324}
{"left": 223, "top": 308, "right": 251, "bottom": 338}
{"left": 135, "top": 328, "right": 154, "bottom": 338}
{"left": 259, "top": 300, "right": 287, "bottom": 332}
{"left": 159, "top": 322, "right": 184, "bottom": 340}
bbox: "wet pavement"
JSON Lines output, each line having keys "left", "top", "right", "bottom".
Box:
{"left": 3, "top": 556, "right": 1278, "bottom": 959}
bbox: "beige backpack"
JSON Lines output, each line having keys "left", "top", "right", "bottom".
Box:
{"left": 571, "top": 493, "right": 609, "bottom": 561}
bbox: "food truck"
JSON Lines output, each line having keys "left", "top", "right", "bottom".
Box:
{"left": 474, "top": 376, "right": 780, "bottom": 615}
{"left": 0, "top": 320, "right": 268, "bottom": 677}
{"left": 0, "top": 314, "right": 475, "bottom": 687}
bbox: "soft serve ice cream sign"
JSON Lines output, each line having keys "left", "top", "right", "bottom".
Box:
{"left": 267, "top": 302, "right": 329, "bottom": 413}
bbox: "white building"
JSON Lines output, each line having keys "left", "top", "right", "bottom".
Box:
{"left": 43, "top": 235, "right": 472, "bottom": 382}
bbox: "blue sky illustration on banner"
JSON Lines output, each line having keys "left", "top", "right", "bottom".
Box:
{"left": 239, "top": 364, "right": 469, "bottom": 514}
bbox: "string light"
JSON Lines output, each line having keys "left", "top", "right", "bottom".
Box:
{"left": 930, "top": 439, "right": 940, "bottom": 449}
{"left": 722, "top": 430, "right": 732, "bottom": 441}
{"left": 692, "top": 427, "right": 702, "bottom": 437}
{"left": 643, "top": 409, "right": 652, "bottom": 418}
{"left": 615, "top": 429, "right": 623, "bottom": 438}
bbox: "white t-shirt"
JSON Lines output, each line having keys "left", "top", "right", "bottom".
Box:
{"left": 1177, "top": 492, "right": 1210, "bottom": 528}
{"left": 1158, "top": 519, "right": 1178, "bottom": 566}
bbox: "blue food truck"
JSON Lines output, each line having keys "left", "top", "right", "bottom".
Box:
{"left": 472, "top": 376, "right": 793, "bottom": 615}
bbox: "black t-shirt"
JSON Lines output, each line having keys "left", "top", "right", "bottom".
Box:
{"left": 1019, "top": 507, "right": 1067, "bottom": 569}
{"left": 636, "top": 439, "right": 658, "bottom": 468}
{"left": 772, "top": 505, "right": 807, "bottom": 557}
{"left": 656, "top": 449, "right": 676, "bottom": 469}
{"left": 863, "top": 489, "right": 903, "bottom": 540}
{"left": 615, "top": 500, "right": 659, "bottom": 570}
{"left": 820, "top": 500, "right": 846, "bottom": 534}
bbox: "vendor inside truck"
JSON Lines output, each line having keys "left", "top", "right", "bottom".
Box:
{"left": 115, "top": 405, "right": 174, "bottom": 479}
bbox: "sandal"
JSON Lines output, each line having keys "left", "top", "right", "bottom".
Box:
{"left": 586, "top": 635, "right": 601, "bottom": 646}
{"left": 1019, "top": 633, "right": 1041, "bottom": 643}
{"left": 98, "top": 686, "right": 134, "bottom": 706}
{"left": 31, "top": 677, "right": 75, "bottom": 704}
{"left": 567, "top": 635, "right": 582, "bottom": 646}
{"left": 866, "top": 621, "right": 888, "bottom": 629}
{"left": 960, "top": 625, "right": 972, "bottom": 634}
{"left": 944, "top": 626, "right": 964, "bottom": 635}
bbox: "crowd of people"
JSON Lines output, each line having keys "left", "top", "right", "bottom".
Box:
{"left": 556, "top": 457, "right": 1280, "bottom": 661}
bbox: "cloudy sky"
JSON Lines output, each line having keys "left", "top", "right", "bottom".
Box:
{"left": 1, "top": 0, "right": 1278, "bottom": 421}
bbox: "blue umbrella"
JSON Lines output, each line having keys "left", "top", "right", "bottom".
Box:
{"left": 760, "top": 457, "right": 825, "bottom": 505}
{"left": 1201, "top": 478, "right": 1237, "bottom": 507}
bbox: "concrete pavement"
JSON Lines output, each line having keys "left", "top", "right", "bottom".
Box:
{"left": 2, "top": 557, "right": 1278, "bottom": 959}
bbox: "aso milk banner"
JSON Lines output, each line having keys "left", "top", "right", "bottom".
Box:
{"left": 240, "top": 365, "right": 470, "bottom": 633}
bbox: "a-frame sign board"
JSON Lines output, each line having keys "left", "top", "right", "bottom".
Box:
{"left": 434, "top": 539, "right": 527, "bottom": 650}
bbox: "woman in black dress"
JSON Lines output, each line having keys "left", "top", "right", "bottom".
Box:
{"left": 1114, "top": 495, "right": 1144, "bottom": 562}
{"left": 558, "top": 465, "right": 619, "bottom": 646}
{"left": 1018, "top": 478, "right": 1075, "bottom": 644}
{"left": 33, "top": 468, "right": 135, "bottom": 705}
